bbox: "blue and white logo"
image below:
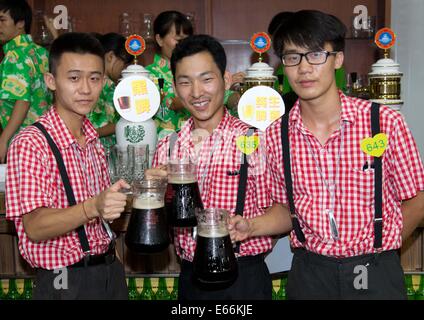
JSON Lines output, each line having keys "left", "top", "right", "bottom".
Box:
{"left": 254, "top": 36, "right": 267, "bottom": 49}
{"left": 379, "top": 32, "right": 392, "bottom": 45}
{"left": 130, "top": 39, "right": 141, "bottom": 51}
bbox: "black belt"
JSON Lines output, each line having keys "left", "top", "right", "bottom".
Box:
{"left": 69, "top": 245, "right": 116, "bottom": 268}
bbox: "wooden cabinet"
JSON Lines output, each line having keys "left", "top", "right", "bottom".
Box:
{"left": 26, "top": 0, "right": 390, "bottom": 76}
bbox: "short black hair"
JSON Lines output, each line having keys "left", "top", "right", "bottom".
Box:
{"left": 268, "top": 11, "right": 293, "bottom": 36}
{"left": 94, "top": 32, "right": 132, "bottom": 65}
{"left": 170, "top": 34, "right": 226, "bottom": 79}
{"left": 153, "top": 11, "right": 193, "bottom": 39}
{"left": 49, "top": 32, "right": 105, "bottom": 75}
{"left": 0, "top": 0, "right": 32, "bottom": 34}
{"left": 273, "top": 10, "right": 347, "bottom": 58}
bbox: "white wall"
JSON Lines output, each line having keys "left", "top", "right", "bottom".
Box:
{"left": 391, "top": 0, "right": 424, "bottom": 156}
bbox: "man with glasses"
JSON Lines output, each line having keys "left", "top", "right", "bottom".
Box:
{"left": 229, "top": 10, "right": 424, "bottom": 299}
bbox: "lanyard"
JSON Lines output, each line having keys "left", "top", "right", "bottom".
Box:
{"left": 302, "top": 122, "right": 346, "bottom": 241}
{"left": 197, "top": 130, "right": 222, "bottom": 194}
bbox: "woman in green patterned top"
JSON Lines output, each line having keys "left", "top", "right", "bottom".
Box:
{"left": 145, "top": 11, "right": 194, "bottom": 141}
{"left": 87, "top": 33, "right": 132, "bottom": 149}
{"left": 146, "top": 11, "right": 242, "bottom": 140}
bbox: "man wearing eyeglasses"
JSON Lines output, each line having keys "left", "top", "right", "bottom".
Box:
{"left": 229, "top": 10, "right": 424, "bottom": 299}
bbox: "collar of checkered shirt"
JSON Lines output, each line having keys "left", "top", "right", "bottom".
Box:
{"left": 289, "top": 90, "right": 358, "bottom": 128}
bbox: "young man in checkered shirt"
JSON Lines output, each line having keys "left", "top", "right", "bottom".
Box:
{"left": 6, "top": 33, "right": 130, "bottom": 299}
{"left": 146, "top": 34, "right": 274, "bottom": 299}
{"left": 229, "top": 10, "right": 424, "bottom": 299}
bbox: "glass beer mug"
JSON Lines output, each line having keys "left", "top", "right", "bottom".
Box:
{"left": 125, "top": 179, "right": 169, "bottom": 254}
{"left": 193, "top": 209, "right": 238, "bottom": 285}
{"left": 166, "top": 160, "right": 203, "bottom": 227}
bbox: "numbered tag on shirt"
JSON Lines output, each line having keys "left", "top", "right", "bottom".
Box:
{"left": 360, "top": 133, "right": 388, "bottom": 157}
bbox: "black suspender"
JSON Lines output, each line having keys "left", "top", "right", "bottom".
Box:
{"left": 371, "top": 102, "right": 383, "bottom": 249}
{"left": 281, "top": 114, "right": 306, "bottom": 243}
{"left": 32, "top": 122, "right": 91, "bottom": 254}
{"left": 280, "top": 104, "right": 383, "bottom": 248}
{"left": 234, "top": 127, "right": 256, "bottom": 253}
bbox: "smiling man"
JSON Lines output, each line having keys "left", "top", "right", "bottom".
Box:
{"left": 6, "top": 33, "right": 129, "bottom": 300}
{"left": 147, "top": 35, "right": 274, "bottom": 300}
{"left": 0, "top": 0, "right": 51, "bottom": 163}
{"left": 229, "top": 10, "right": 424, "bottom": 300}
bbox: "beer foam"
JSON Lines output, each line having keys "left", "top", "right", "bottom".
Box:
{"left": 197, "top": 227, "right": 229, "bottom": 238}
{"left": 133, "top": 197, "right": 164, "bottom": 209}
{"left": 168, "top": 176, "right": 197, "bottom": 184}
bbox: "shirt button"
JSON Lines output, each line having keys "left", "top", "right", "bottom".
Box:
{"left": 320, "top": 148, "right": 326, "bottom": 155}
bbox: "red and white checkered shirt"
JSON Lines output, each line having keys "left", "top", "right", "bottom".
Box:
{"left": 6, "top": 107, "right": 111, "bottom": 269}
{"left": 266, "top": 92, "right": 424, "bottom": 258}
{"left": 153, "top": 110, "right": 272, "bottom": 262}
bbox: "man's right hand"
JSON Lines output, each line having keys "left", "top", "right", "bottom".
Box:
{"left": 86, "top": 179, "right": 130, "bottom": 222}
{"left": 228, "top": 215, "right": 252, "bottom": 242}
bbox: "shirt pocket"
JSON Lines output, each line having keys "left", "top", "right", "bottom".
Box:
{"left": 346, "top": 168, "right": 375, "bottom": 208}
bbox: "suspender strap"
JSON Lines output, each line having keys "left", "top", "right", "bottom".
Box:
{"left": 371, "top": 103, "right": 383, "bottom": 249}
{"left": 33, "top": 122, "right": 91, "bottom": 254}
{"left": 234, "top": 127, "right": 256, "bottom": 253}
{"left": 279, "top": 104, "right": 382, "bottom": 247}
{"left": 281, "top": 114, "right": 306, "bottom": 243}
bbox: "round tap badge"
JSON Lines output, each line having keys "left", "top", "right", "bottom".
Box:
{"left": 125, "top": 34, "right": 146, "bottom": 56}
{"left": 237, "top": 86, "right": 285, "bottom": 132}
{"left": 113, "top": 75, "right": 160, "bottom": 123}
{"left": 250, "top": 32, "right": 271, "bottom": 54}
{"left": 375, "top": 28, "right": 396, "bottom": 50}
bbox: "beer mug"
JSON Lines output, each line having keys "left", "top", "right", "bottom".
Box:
{"left": 166, "top": 160, "right": 203, "bottom": 227}
{"left": 125, "top": 179, "right": 169, "bottom": 254}
{"left": 193, "top": 208, "right": 238, "bottom": 286}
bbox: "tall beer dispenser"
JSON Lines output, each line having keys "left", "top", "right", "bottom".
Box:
{"left": 368, "top": 28, "right": 403, "bottom": 111}
{"left": 114, "top": 35, "right": 160, "bottom": 167}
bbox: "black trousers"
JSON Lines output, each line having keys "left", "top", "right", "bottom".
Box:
{"left": 179, "top": 254, "right": 272, "bottom": 300}
{"left": 287, "top": 249, "right": 407, "bottom": 300}
{"left": 33, "top": 259, "right": 128, "bottom": 300}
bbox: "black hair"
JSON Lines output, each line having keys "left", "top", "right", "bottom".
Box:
{"left": 268, "top": 11, "right": 294, "bottom": 36}
{"left": 0, "top": 0, "right": 32, "bottom": 34}
{"left": 49, "top": 32, "right": 105, "bottom": 75}
{"left": 273, "top": 10, "right": 347, "bottom": 58}
{"left": 153, "top": 11, "right": 193, "bottom": 39}
{"left": 94, "top": 32, "right": 132, "bottom": 65}
{"left": 171, "top": 34, "right": 226, "bottom": 79}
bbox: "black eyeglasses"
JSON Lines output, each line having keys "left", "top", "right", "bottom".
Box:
{"left": 281, "top": 51, "right": 339, "bottom": 67}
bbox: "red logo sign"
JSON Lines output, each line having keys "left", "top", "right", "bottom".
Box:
{"left": 375, "top": 28, "right": 396, "bottom": 50}
{"left": 125, "top": 35, "right": 146, "bottom": 56}
{"left": 250, "top": 32, "right": 271, "bottom": 54}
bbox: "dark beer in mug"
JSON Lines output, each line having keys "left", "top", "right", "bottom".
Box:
{"left": 125, "top": 197, "right": 169, "bottom": 254}
{"left": 193, "top": 228, "right": 238, "bottom": 285}
{"left": 166, "top": 176, "right": 202, "bottom": 227}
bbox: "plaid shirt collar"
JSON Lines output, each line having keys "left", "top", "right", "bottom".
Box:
{"left": 290, "top": 90, "right": 358, "bottom": 134}
{"left": 43, "top": 107, "right": 99, "bottom": 150}
{"left": 177, "top": 108, "right": 232, "bottom": 151}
